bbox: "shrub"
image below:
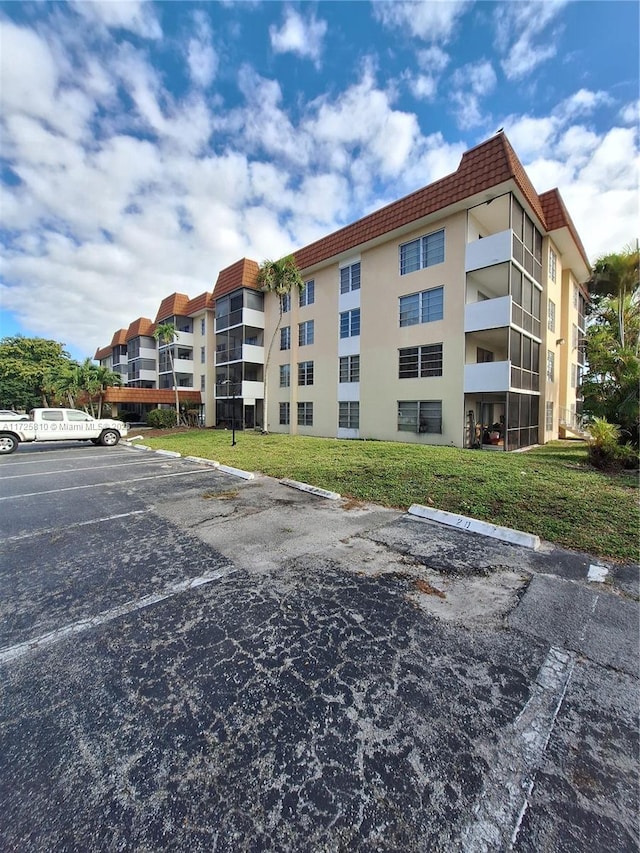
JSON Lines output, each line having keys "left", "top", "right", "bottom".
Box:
{"left": 146, "top": 408, "right": 178, "bottom": 428}
{"left": 587, "top": 417, "right": 630, "bottom": 470}
{"left": 118, "top": 410, "right": 138, "bottom": 423}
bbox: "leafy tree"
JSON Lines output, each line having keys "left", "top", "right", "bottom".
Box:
{"left": 256, "top": 255, "right": 304, "bottom": 432}
{"left": 153, "top": 322, "right": 180, "bottom": 425}
{"left": 584, "top": 245, "right": 640, "bottom": 447}
{"left": 0, "top": 336, "right": 72, "bottom": 410}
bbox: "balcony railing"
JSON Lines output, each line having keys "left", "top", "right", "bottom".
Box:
{"left": 464, "top": 360, "right": 510, "bottom": 393}
{"left": 465, "top": 295, "right": 511, "bottom": 332}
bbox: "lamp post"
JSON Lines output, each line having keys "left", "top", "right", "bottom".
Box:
{"left": 222, "top": 379, "right": 237, "bottom": 446}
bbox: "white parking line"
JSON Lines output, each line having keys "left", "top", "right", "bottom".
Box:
{"left": 461, "top": 646, "right": 575, "bottom": 851}
{"left": 2, "top": 509, "right": 154, "bottom": 543}
{"left": 0, "top": 450, "right": 133, "bottom": 467}
{"left": 0, "top": 457, "right": 165, "bottom": 480}
{"left": 0, "top": 467, "right": 213, "bottom": 500}
{"left": 0, "top": 566, "right": 237, "bottom": 664}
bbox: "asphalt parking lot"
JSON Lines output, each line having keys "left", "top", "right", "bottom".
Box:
{"left": 0, "top": 439, "right": 638, "bottom": 852}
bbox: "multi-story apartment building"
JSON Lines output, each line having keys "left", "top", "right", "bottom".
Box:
{"left": 95, "top": 133, "right": 589, "bottom": 448}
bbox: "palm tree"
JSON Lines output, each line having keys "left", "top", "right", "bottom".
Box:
{"left": 589, "top": 244, "right": 640, "bottom": 349}
{"left": 256, "top": 255, "right": 304, "bottom": 433}
{"left": 153, "top": 322, "right": 180, "bottom": 425}
{"left": 91, "top": 364, "right": 122, "bottom": 417}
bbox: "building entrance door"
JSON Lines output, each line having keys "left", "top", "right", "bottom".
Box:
{"left": 244, "top": 405, "right": 255, "bottom": 429}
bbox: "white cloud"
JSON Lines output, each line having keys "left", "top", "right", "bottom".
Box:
{"left": 495, "top": 1, "right": 567, "bottom": 80}
{"left": 556, "top": 88, "right": 612, "bottom": 122}
{"left": 269, "top": 7, "right": 328, "bottom": 65}
{"left": 450, "top": 60, "right": 497, "bottom": 129}
{"left": 187, "top": 12, "right": 219, "bottom": 88}
{"left": 620, "top": 99, "right": 640, "bottom": 125}
{"left": 373, "top": 0, "right": 471, "bottom": 43}
{"left": 69, "top": 0, "right": 162, "bottom": 39}
{"left": 408, "top": 74, "right": 438, "bottom": 101}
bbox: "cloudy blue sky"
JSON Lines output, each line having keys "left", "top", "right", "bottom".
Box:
{"left": 1, "top": 1, "right": 638, "bottom": 360}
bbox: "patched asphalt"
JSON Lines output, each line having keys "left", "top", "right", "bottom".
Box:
{"left": 0, "top": 441, "right": 638, "bottom": 852}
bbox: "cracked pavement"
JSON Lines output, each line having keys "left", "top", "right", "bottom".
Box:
{"left": 0, "top": 442, "right": 638, "bottom": 852}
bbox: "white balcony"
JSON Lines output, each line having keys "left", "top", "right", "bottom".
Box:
{"left": 243, "top": 344, "right": 264, "bottom": 364}
{"left": 464, "top": 360, "right": 510, "bottom": 393}
{"left": 465, "top": 229, "right": 512, "bottom": 272}
{"left": 140, "top": 346, "right": 156, "bottom": 359}
{"left": 465, "top": 295, "right": 511, "bottom": 332}
{"left": 175, "top": 331, "right": 194, "bottom": 346}
{"left": 244, "top": 308, "right": 265, "bottom": 329}
{"left": 173, "top": 358, "right": 193, "bottom": 372}
{"left": 139, "top": 369, "right": 157, "bottom": 382}
{"left": 242, "top": 380, "right": 264, "bottom": 399}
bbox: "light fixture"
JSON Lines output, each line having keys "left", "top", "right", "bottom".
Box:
{"left": 556, "top": 338, "right": 566, "bottom": 346}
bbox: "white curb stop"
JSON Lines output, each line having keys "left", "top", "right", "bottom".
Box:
{"left": 217, "top": 464, "right": 255, "bottom": 480}
{"left": 280, "top": 478, "right": 341, "bottom": 500}
{"left": 185, "top": 456, "right": 220, "bottom": 468}
{"left": 130, "top": 443, "right": 152, "bottom": 451}
{"left": 155, "top": 449, "right": 182, "bottom": 458}
{"left": 408, "top": 503, "right": 541, "bottom": 550}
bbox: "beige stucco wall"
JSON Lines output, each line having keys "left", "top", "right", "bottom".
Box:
{"left": 266, "top": 211, "right": 469, "bottom": 445}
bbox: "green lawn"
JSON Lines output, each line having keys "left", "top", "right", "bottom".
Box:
{"left": 132, "top": 431, "right": 639, "bottom": 563}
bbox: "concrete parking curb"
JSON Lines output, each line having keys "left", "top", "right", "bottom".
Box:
{"left": 184, "top": 456, "right": 220, "bottom": 468}
{"left": 408, "top": 503, "right": 541, "bottom": 550}
{"left": 217, "top": 464, "right": 255, "bottom": 480}
{"left": 280, "top": 479, "right": 341, "bottom": 500}
{"left": 155, "top": 449, "right": 182, "bottom": 458}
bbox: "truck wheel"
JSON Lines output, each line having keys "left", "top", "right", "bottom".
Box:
{"left": 0, "top": 433, "right": 19, "bottom": 454}
{"left": 99, "top": 430, "right": 120, "bottom": 447}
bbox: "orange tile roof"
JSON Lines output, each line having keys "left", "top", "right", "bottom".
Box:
{"left": 213, "top": 258, "right": 260, "bottom": 299}
{"left": 125, "top": 317, "right": 155, "bottom": 341}
{"left": 539, "top": 188, "right": 590, "bottom": 270}
{"left": 110, "top": 328, "right": 128, "bottom": 347}
{"left": 155, "top": 293, "right": 192, "bottom": 323}
{"left": 293, "top": 133, "right": 550, "bottom": 271}
{"left": 94, "top": 346, "right": 112, "bottom": 361}
{"left": 186, "top": 291, "right": 215, "bottom": 315}
{"left": 103, "top": 387, "right": 202, "bottom": 404}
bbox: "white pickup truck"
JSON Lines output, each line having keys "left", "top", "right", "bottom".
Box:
{"left": 0, "top": 409, "right": 128, "bottom": 455}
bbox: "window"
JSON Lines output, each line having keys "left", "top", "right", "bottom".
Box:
{"left": 545, "top": 401, "right": 554, "bottom": 432}
{"left": 548, "top": 299, "right": 556, "bottom": 332}
{"left": 201, "top": 318, "right": 206, "bottom": 336}
{"left": 571, "top": 364, "right": 578, "bottom": 388}
{"left": 340, "top": 309, "right": 360, "bottom": 338}
{"left": 398, "top": 344, "right": 443, "bottom": 378}
{"left": 476, "top": 348, "right": 493, "bottom": 364}
{"left": 300, "top": 280, "right": 315, "bottom": 307}
{"left": 339, "top": 355, "right": 360, "bottom": 383}
{"left": 572, "top": 323, "right": 579, "bottom": 350}
{"left": 573, "top": 283, "right": 578, "bottom": 309}
{"left": 66, "top": 410, "right": 93, "bottom": 421}
{"left": 280, "top": 326, "right": 291, "bottom": 350}
{"left": 297, "top": 401, "right": 313, "bottom": 426}
{"left": 279, "top": 364, "right": 290, "bottom": 388}
{"left": 399, "top": 229, "right": 444, "bottom": 275}
{"left": 546, "top": 350, "right": 555, "bottom": 382}
{"left": 298, "top": 360, "right": 314, "bottom": 386}
{"left": 397, "top": 401, "right": 442, "bottom": 434}
{"left": 340, "top": 263, "right": 361, "bottom": 294}
{"left": 42, "top": 410, "right": 64, "bottom": 421}
{"left": 200, "top": 346, "right": 205, "bottom": 364}
{"left": 549, "top": 248, "right": 557, "bottom": 282}
{"left": 299, "top": 320, "right": 314, "bottom": 346}
{"left": 279, "top": 402, "right": 290, "bottom": 425}
{"left": 339, "top": 401, "right": 359, "bottom": 429}
{"left": 200, "top": 375, "right": 205, "bottom": 392}
{"left": 399, "top": 287, "right": 443, "bottom": 326}
{"left": 281, "top": 293, "right": 291, "bottom": 313}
